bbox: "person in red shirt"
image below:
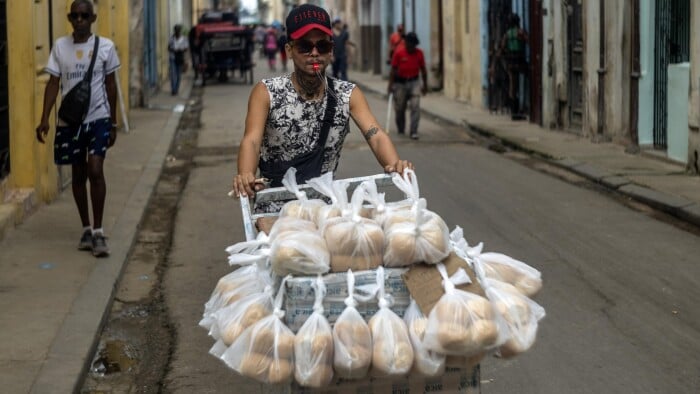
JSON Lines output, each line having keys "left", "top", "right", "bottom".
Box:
{"left": 387, "top": 23, "right": 404, "bottom": 64}
{"left": 387, "top": 32, "right": 427, "bottom": 140}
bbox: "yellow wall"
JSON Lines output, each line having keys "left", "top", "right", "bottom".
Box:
{"left": 6, "top": 0, "right": 130, "bottom": 202}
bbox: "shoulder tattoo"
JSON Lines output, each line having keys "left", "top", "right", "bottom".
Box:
{"left": 364, "top": 126, "right": 381, "bottom": 141}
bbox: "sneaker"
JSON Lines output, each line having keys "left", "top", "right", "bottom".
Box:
{"left": 92, "top": 233, "right": 110, "bottom": 258}
{"left": 78, "top": 230, "right": 93, "bottom": 251}
{"left": 410, "top": 133, "right": 419, "bottom": 140}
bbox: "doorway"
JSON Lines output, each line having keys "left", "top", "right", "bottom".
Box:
{"left": 652, "top": 0, "right": 690, "bottom": 148}
{"left": 567, "top": 0, "right": 583, "bottom": 130}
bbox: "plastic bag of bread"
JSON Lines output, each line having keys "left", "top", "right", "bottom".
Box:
{"left": 306, "top": 172, "right": 348, "bottom": 228}
{"left": 332, "top": 270, "right": 373, "bottom": 380}
{"left": 209, "top": 285, "right": 274, "bottom": 347}
{"left": 383, "top": 199, "right": 450, "bottom": 267}
{"left": 387, "top": 168, "right": 422, "bottom": 213}
{"left": 481, "top": 277, "right": 545, "bottom": 358}
{"left": 220, "top": 276, "right": 296, "bottom": 384}
{"left": 403, "top": 299, "right": 445, "bottom": 377}
{"left": 199, "top": 261, "right": 272, "bottom": 330}
{"left": 294, "top": 276, "right": 334, "bottom": 387}
{"left": 368, "top": 266, "right": 414, "bottom": 376}
{"left": 323, "top": 183, "right": 384, "bottom": 272}
{"left": 270, "top": 229, "right": 330, "bottom": 275}
{"left": 476, "top": 252, "right": 542, "bottom": 297}
{"left": 267, "top": 216, "right": 317, "bottom": 243}
{"left": 279, "top": 168, "right": 327, "bottom": 221}
{"left": 423, "top": 263, "right": 506, "bottom": 356}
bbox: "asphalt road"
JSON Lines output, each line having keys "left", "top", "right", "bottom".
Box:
{"left": 161, "top": 67, "right": 700, "bottom": 393}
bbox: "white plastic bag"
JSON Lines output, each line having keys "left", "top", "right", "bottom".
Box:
{"left": 267, "top": 216, "right": 317, "bottom": 242}
{"left": 476, "top": 252, "right": 542, "bottom": 297}
{"left": 209, "top": 285, "right": 274, "bottom": 346}
{"left": 279, "top": 168, "right": 327, "bottom": 221}
{"left": 481, "top": 277, "right": 545, "bottom": 358}
{"left": 332, "top": 270, "right": 373, "bottom": 380}
{"left": 368, "top": 266, "right": 414, "bottom": 376}
{"left": 306, "top": 173, "right": 348, "bottom": 228}
{"left": 322, "top": 183, "right": 384, "bottom": 272}
{"left": 383, "top": 199, "right": 450, "bottom": 266}
{"left": 423, "top": 263, "right": 506, "bottom": 355}
{"left": 270, "top": 230, "right": 330, "bottom": 275}
{"left": 403, "top": 299, "right": 445, "bottom": 377}
{"left": 294, "top": 276, "right": 334, "bottom": 387}
{"left": 219, "top": 276, "right": 296, "bottom": 384}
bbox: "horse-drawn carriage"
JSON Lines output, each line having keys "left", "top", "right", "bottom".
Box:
{"left": 194, "top": 12, "right": 255, "bottom": 85}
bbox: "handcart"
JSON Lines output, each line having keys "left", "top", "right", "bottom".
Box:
{"left": 237, "top": 174, "right": 481, "bottom": 393}
{"left": 196, "top": 23, "right": 254, "bottom": 85}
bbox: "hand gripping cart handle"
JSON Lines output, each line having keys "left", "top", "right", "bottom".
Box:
{"left": 239, "top": 173, "right": 395, "bottom": 242}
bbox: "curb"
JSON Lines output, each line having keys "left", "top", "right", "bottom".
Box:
{"left": 28, "top": 83, "right": 192, "bottom": 394}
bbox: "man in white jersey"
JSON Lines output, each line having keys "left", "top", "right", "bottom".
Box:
{"left": 35, "top": 0, "right": 121, "bottom": 257}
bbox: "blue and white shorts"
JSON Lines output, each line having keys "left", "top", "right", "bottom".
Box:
{"left": 54, "top": 118, "right": 111, "bottom": 165}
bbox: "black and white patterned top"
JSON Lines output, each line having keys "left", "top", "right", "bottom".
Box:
{"left": 255, "top": 74, "right": 355, "bottom": 214}
{"left": 260, "top": 74, "right": 355, "bottom": 176}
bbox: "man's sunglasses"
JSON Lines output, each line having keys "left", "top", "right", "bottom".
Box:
{"left": 68, "top": 12, "right": 93, "bottom": 20}
{"left": 293, "top": 39, "right": 334, "bottom": 55}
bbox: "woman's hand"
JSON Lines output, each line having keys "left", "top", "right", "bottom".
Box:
{"left": 232, "top": 173, "right": 267, "bottom": 197}
{"left": 384, "top": 159, "right": 414, "bottom": 174}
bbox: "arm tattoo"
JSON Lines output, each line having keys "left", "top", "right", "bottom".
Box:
{"left": 364, "top": 126, "right": 380, "bottom": 141}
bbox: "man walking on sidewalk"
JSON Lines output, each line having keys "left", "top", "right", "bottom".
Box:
{"left": 35, "top": 0, "right": 121, "bottom": 257}
{"left": 387, "top": 32, "right": 427, "bottom": 140}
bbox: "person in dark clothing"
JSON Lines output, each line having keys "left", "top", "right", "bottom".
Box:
{"left": 331, "top": 18, "right": 355, "bottom": 80}
{"left": 498, "top": 13, "right": 528, "bottom": 120}
{"left": 277, "top": 27, "right": 288, "bottom": 71}
{"left": 188, "top": 25, "right": 200, "bottom": 80}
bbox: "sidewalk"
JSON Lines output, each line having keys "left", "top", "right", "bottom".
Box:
{"left": 0, "top": 78, "right": 192, "bottom": 394}
{"left": 350, "top": 71, "right": 700, "bottom": 228}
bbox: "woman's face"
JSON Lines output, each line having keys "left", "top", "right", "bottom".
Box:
{"left": 287, "top": 29, "right": 334, "bottom": 75}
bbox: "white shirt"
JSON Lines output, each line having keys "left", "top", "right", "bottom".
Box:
{"left": 46, "top": 34, "right": 121, "bottom": 125}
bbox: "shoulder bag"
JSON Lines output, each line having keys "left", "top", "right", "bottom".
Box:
{"left": 58, "top": 36, "right": 100, "bottom": 126}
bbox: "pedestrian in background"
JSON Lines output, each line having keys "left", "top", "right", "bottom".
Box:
{"left": 35, "top": 0, "right": 121, "bottom": 257}
{"left": 188, "top": 24, "right": 201, "bottom": 81}
{"left": 497, "top": 13, "right": 528, "bottom": 120}
{"left": 264, "top": 27, "right": 279, "bottom": 71}
{"left": 168, "top": 24, "right": 189, "bottom": 95}
{"left": 388, "top": 32, "right": 427, "bottom": 140}
{"left": 232, "top": 3, "right": 413, "bottom": 227}
{"left": 254, "top": 24, "right": 267, "bottom": 58}
{"left": 387, "top": 23, "right": 404, "bottom": 64}
{"left": 277, "top": 27, "right": 288, "bottom": 71}
{"left": 331, "top": 18, "right": 355, "bottom": 80}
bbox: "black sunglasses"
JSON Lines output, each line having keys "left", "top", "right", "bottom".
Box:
{"left": 68, "top": 12, "right": 93, "bottom": 20}
{"left": 293, "top": 39, "right": 333, "bottom": 55}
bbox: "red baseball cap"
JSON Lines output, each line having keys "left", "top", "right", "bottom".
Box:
{"left": 286, "top": 4, "right": 332, "bottom": 40}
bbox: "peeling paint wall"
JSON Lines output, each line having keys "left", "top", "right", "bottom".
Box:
{"left": 442, "top": 0, "right": 482, "bottom": 106}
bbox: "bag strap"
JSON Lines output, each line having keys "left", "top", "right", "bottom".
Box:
{"left": 84, "top": 36, "right": 100, "bottom": 83}
{"left": 317, "top": 77, "right": 337, "bottom": 149}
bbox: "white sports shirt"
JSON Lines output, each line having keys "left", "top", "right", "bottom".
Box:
{"left": 46, "top": 34, "right": 121, "bottom": 125}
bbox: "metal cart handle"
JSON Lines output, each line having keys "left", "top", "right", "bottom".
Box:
{"left": 239, "top": 173, "right": 395, "bottom": 241}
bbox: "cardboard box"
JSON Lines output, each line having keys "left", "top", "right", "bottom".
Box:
{"left": 260, "top": 366, "right": 481, "bottom": 393}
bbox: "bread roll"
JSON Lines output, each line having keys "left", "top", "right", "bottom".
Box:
{"left": 249, "top": 328, "right": 294, "bottom": 358}
{"left": 294, "top": 332, "right": 334, "bottom": 363}
{"left": 239, "top": 352, "right": 269, "bottom": 382}
{"left": 410, "top": 318, "right": 428, "bottom": 339}
{"left": 433, "top": 295, "right": 494, "bottom": 322}
{"left": 372, "top": 340, "right": 414, "bottom": 375}
{"left": 268, "top": 216, "right": 317, "bottom": 240}
{"left": 485, "top": 262, "right": 543, "bottom": 297}
{"left": 271, "top": 231, "right": 330, "bottom": 275}
{"left": 240, "top": 303, "right": 270, "bottom": 327}
{"left": 267, "top": 359, "right": 294, "bottom": 384}
{"left": 333, "top": 319, "right": 372, "bottom": 377}
{"left": 221, "top": 322, "right": 245, "bottom": 346}
{"left": 472, "top": 319, "right": 499, "bottom": 347}
{"left": 280, "top": 199, "right": 325, "bottom": 221}
{"left": 328, "top": 253, "right": 382, "bottom": 272}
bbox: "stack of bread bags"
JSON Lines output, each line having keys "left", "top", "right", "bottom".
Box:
{"left": 422, "top": 263, "right": 508, "bottom": 357}
{"left": 450, "top": 226, "right": 546, "bottom": 359}
{"left": 200, "top": 232, "right": 273, "bottom": 332}
{"left": 220, "top": 275, "right": 296, "bottom": 384}
{"left": 293, "top": 275, "right": 335, "bottom": 387}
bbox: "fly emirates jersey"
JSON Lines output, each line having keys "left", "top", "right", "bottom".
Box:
{"left": 46, "top": 34, "right": 121, "bottom": 125}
